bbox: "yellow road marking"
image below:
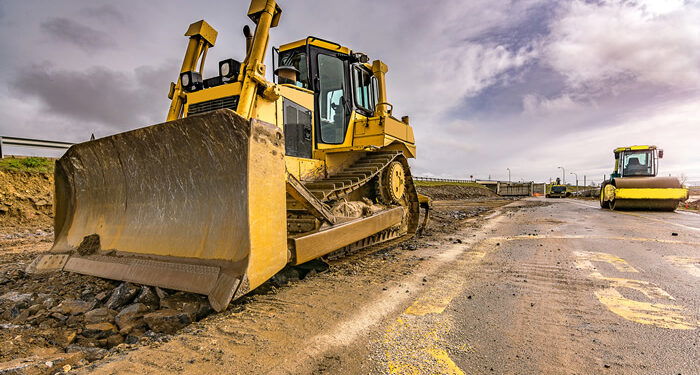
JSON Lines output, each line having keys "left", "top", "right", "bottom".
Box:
{"left": 594, "top": 288, "right": 696, "bottom": 330}
{"left": 589, "top": 272, "right": 672, "bottom": 300}
{"left": 426, "top": 348, "right": 465, "bottom": 375}
{"left": 384, "top": 250, "right": 491, "bottom": 374}
{"left": 571, "top": 251, "right": 697, "bottom": 330}
{"left": 573, "top": 251, "right": 639, "bottom": 273}
{"left": 664, "top": 256, "right": 700, "bottom": 277}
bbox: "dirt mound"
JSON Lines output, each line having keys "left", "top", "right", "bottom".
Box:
{"left": 0, "top": 170, "right": 53, "bottom": 232}
{"left": 416, "top": 184, "right": 498, "bottom": 200}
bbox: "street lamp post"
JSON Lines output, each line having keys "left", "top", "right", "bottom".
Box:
{"left": 506, "top": 168, "right": 511, "bottom": 184}
{"left": 557, "top": 166, "right": 565, "bottom": 184}
{"left": 570, "top": 172, "right": 578, "bottom": 191}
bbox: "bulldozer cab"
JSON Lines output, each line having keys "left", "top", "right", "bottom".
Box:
{"left": 613, "top": 146, "right": 659, "bottom": 178}
{"left": 275, "top": 38, "right": 378, "bottom": 152}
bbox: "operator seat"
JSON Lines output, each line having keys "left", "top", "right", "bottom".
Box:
{"left": 624, "top": 157, "right": 646, "bottom": 175}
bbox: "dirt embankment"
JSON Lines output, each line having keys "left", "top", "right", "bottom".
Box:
{"left": 416, "top": 184, "right": 498, "bottom": 200}
{"left": 0, "top": 170, "right": 54, "bottom": 233}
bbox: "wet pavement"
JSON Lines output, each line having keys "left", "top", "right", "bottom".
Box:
{"left": 374, "top": 198, "right": 699, "bottom": 374}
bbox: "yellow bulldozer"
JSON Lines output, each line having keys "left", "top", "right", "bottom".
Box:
{"left": 600, "top": 145, "right": 688, "bottom": 211}
{"left": 28, "top": 0, "right": 429, "bottom": 311}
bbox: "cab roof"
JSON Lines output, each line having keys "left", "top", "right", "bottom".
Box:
{"left": 614, "top": 145, "right": 657, "bottom": 153}
{"left": 279, "top": 36, "right": 351, "bottom": 55}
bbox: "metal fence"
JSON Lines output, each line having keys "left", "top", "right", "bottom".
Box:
{"left": 0, "top": 136, "right": 73, "bottom": 158}
{"left": 413, "top": 176, "right": 475, "bottom": 183}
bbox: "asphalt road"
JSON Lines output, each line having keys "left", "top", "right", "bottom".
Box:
{"left": 377, "top": 198, "right": 699, "bottom": 375}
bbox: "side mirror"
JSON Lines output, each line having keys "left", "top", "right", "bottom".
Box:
{"left": 658, "top": 149, "right": 664, "bottom": 158}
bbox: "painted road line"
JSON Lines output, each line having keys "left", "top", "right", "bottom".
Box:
{"left": 594, "top": 288, "right": 696, "bottom": 330}
{"left": 383, "top": 245, "right": 497, "bottom": 374}
{"left": 589, "top": 272, "right": 673, "bottom": 300}
{"left": 664, "top": 256, "right": 700, "bottom": 277}
{"left": 573, "top": 251, "right": 639, "bottom": 273}
{"left": 571, "top": 251, "right": 697, "bottom": 330}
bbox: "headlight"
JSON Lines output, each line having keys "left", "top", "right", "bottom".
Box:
{"left": 180, "top": 71, "right": 202, "bottom": 92}
{"left": 218, "top": 58, "right": 241, "bottom": 79}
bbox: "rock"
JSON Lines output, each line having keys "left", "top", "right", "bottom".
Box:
{"left": 82, "top": 322, "right": 118, "bottom": 339}
{"left": 0, "top": 352, "right": 84, "bottom": 374}
{"left": 54, "top": 329, "right": 78, "bottom": 347}
{"left": 115, "top": 303, "right": 148, "bottom": 334}
{"left": 26, "top": 303, "right": 43, "bottom": 315}
{"left": 52, "top": 299, "right": 96, "bottom": 315}
{"left": 50, "top": 312, "right": 68, "bottom": 321}
{"left": 0, "top": 291, "right": 33, "bottom": 303}
{"left": 84, "top": 308, "right": 117, "bottom": 324}
{"left": 66, "top": 345, "right": 107, "bottom": 362}
{"left": 42, "top": 297, "right": 57, "bottom": 309}
{"left": 159, "top": 293, "right": 212, "bottom": 320}
{"left": 144, "top": 309, "right": 192, "bottom": 334}
{"left": 65, "top": 314, "right": 83, "bottom": 328}
{"left": 105, "top": 334, "right": 125, "bottom": 348}
{"left": 133, "top": 286, "right": 159, "bottom": 309}
{"left": 12, "top": 309, "right": 31, "bottom": 324}
{"left": 155, "top": 287, "right": 169, "bottom": 300}
{"left": 94, "top": 291, "right": 110, "bottom": 303}
{"left": 105, "top": 283, "right": 139, "bottom": 310}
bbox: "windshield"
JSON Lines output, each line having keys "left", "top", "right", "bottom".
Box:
{"left": 278, "top": 48, "right": 310, "bottom": 89}
{"left": 621, "top": 151, "right": 653, "bottom": 176}
{"left": 552, "top": 186, "right": 566, "bottom": 193}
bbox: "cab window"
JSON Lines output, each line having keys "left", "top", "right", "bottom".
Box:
{"left": 317, "top": 54, "right": 347, "bottom": 144}
{"left": 622, "top": 151, "right": 652, "bottom": 176}
{"left": 353, "top": 66, "right": 376, "bottom": 114}
{"left": 278, "top": 48, "right": 310, "bottom": 89}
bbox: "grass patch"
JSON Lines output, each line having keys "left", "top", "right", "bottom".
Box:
{"left": 414, "top": 180, "right": 486, "bottom": 188}
{"left": 0, "top": 157, "right": 54, "bottom": 173}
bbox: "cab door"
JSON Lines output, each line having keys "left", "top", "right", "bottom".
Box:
{"left": 311, "top": 51, "right": 351, "bottom": 146}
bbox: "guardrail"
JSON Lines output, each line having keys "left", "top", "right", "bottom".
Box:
{"left": 0, "top": 136, "right": 74, "bottom": 158}
{"left": 413, "top": 176, "right": 475, "bottom": 183}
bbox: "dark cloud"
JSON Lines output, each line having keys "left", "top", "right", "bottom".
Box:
{"left": 80, "top": 5, "right": 126, "bottom": 24}
{"left": 40, "top": 17, "right": 116, "bottom": 52}
{"left": 11, "top": 62, "right": 176, "bottom": 131}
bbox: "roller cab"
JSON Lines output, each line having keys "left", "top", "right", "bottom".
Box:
{"left": 600, "top": 145, "right": 688, "bottom": 211}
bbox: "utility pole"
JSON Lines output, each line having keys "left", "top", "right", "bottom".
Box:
{"left": 558, "top": 166, "right": 565, "bottom": 184}
{"left": 570, "top": 172, "right": 578, "bottom": 191}
{"left": 507, "top": 168, "right": 511, "bottom": 184}
{"left": 583, "top": 175, "right": 586, "bottom": 188}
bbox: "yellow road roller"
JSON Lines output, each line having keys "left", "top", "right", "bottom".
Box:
{"left": 28, "top": 0, "right": 429, "bottom": 311}
{"left": 600, "top": 145, "right": 688, "bottom": 211}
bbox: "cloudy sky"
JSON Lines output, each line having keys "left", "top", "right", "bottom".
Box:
{"left": 0, "top": 0, "right": 698, "bottom": 184}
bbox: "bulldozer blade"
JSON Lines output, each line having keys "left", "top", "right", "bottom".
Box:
{"left": 28, "top": 109, "right": 288, "bottom": 311}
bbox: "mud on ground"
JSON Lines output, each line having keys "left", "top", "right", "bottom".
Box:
{"left": 0, "top": 179, "right": 512, "bottom": 373}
